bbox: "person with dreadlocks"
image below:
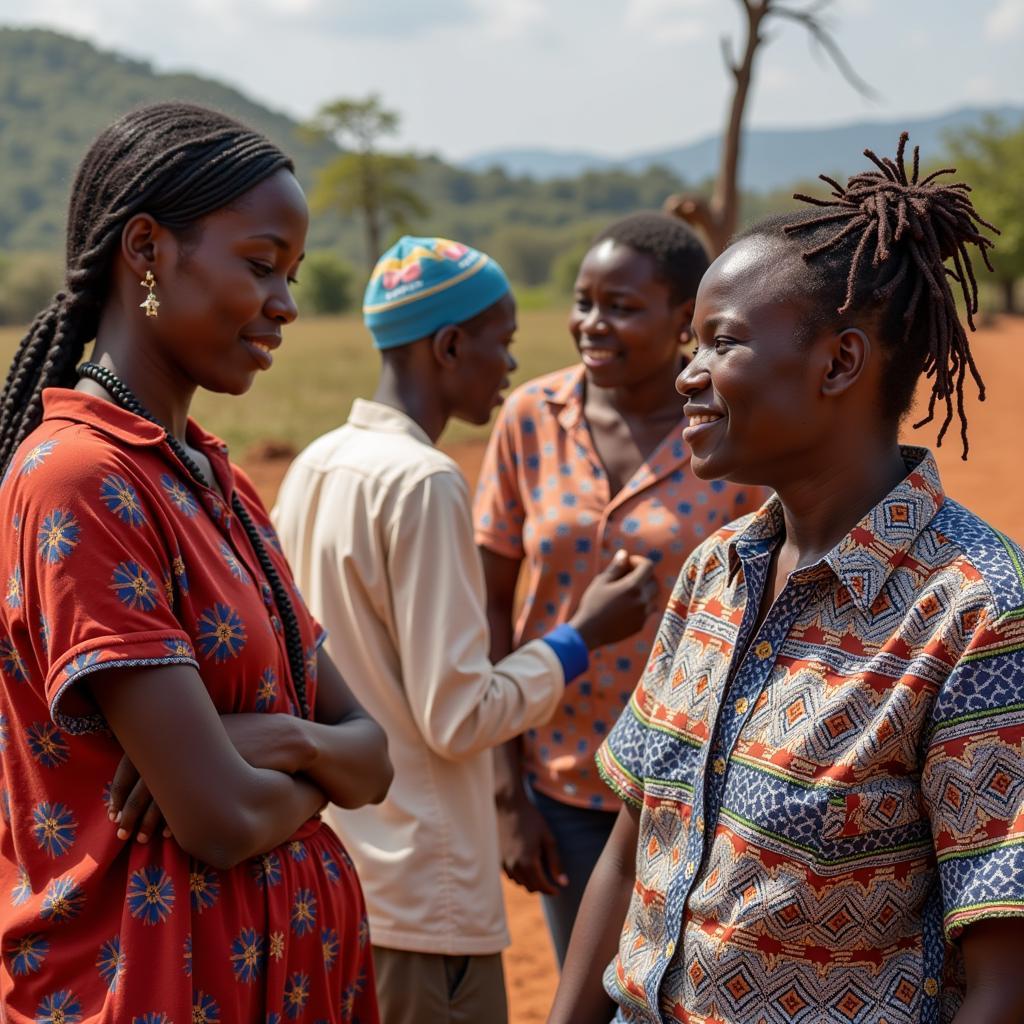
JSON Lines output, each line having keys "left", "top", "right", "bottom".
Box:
{"left": 549, "top": 134, "right": 1024, "bottom": 1024}
{"left": 0, "top": 102, "right": 392, "bottom": 1023}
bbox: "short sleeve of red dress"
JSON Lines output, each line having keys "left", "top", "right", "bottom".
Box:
{"left": 8, "top": 431, "right": 199, "bottom": 733}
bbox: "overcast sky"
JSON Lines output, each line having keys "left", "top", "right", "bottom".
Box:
{"left": 1, "top": 0, "right": 1022, "bottom": 159}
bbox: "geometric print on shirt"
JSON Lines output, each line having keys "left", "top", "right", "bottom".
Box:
{"left": 597, "top": 448, "right": 1024, "bottom": 1024}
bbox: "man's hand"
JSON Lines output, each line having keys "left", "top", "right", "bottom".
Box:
{"left": 497, "top": 785, "right": 567, "bottom": 896}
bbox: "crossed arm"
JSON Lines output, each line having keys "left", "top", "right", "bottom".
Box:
{"left": 91, "top": 645, "right": 392, "bottom": 869}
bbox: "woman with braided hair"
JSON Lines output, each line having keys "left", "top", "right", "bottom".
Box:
{"left": 0, "top": 102, "right": 391, "bottom": 1022}
{"left": 550, "top": 134, "right": 1024, "bottom": 1024}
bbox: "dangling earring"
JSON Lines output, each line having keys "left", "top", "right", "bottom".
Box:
{"left": 139, "top": 270, "right": 160, "bottom": 318}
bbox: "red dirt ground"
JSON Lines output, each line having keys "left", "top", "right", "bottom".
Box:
{"left": 242, "top": 316, "right": 1024, "bottom": 1024}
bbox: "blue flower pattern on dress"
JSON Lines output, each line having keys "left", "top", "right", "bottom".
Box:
{"left": 159, "top": 474, "right": 199, "bottom": 517}
{"left": 32, "top": 802, "right": 77, "bottom": 858}
{"left": 0, "top": 637, "right": 28, "bottom": 682}
{"left": 99, "top": 475, "right": 146, "bottom": 527}
{"left": 26, "top": 723, "right": 69, "bottom": 768}
{"left": 11, "top": 866, "right": 31, "bottom": 906}
{"left": 62, "top": 651, "right": 101, "bottom": 681}
{"left": 290, "top": 888, "right": 317, "bottom": 936}
{"left": 6, "top": 566, "right": 21, "bottom": 608}
{"left": 192, "top": 990, "right": 220, "bottom": 1023}
{"left": 230, "top": 927, "right": 266, "bottom": 983}
{"left": 7, "top": 933, "right": 48, "bottom": 976}
{"left": 96, "top": 936, "right": 125, "bottom": 992}
{"left": 189, "top": 866, "right": 220, "bottom": 913}
{"left": 126, "top": 866, "right": 175, "bottom": 925}
{"left": 40, "top": 876, "right": 85, "bottom": 921}
{"left": 320, "top": 927, "right": 339, "bottom": 970}
{"left": 35, "top": 988, "right": 82, "bottom": 1023}
{"left": 220, "top": 541, "right": 250, "bottom": 583}
{"left": 255, "top": 668, "right": 277, "bottom": 711}
{"left": 195, "top": 603, "right": 246, "bottom": 662}
{"left": 110, "top": 561, "right": 161, "bottom": 612}
{"left": 37, "top": 510, "right": 80, "bottom": 564}
{"left": 283, "top": 971, "right": 310, "bottom": 1019}
{"left": 20, "top": 440, "right": 58, "bottom": 477}
{"left": 251, "top": 852, "right": 282, "bottom": 889}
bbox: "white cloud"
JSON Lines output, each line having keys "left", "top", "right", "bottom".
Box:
{"left": 985, "top": 0, "right": 1024, "bottom": 38}
{"left": 965, "top": 73, "right": 999, "bottom": 100}
{"left": 476, "top": 0, "right": 547, "bottom": 39}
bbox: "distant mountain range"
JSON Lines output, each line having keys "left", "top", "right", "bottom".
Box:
{"left": 462, "top": 105, "right": 1024, "bottom": 189}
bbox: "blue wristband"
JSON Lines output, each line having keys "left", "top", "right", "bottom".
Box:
{"left": 541, "top": 623, "right": 590, "bottom": 683}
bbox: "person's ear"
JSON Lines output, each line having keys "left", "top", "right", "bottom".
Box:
{"left": 821, "top": 326, "right": 871, "bottom": 397}
{"left": 120, "top": 214, "right": 169, "bottom": 278}
{"left": 675, "top": 297, "right": 696, "bottom": 345}
{"left": 430, "top": 324, "right": 461, "bottom": 369}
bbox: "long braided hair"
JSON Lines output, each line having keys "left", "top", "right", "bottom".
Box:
{"left": 0, "top": 102, "right": 312, "bottom": 715}
{"left": 741, "top": 132, "right": 997, "bottom": 459}
{"left": 0, "top": 102, "right": 292, "bottom": 471}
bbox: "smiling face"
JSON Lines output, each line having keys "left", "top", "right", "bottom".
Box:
{"left": 569, "top": 240, "right": 691, "bottom": 391}
{"left": 151, "top": 168, "right": 308, "bottom": 396}
{"left": 677, "top": 235, "right": 836, "bottom": 486}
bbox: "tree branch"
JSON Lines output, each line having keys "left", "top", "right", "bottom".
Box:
{"left": 770, "top": 4, "right": 879, "bottom": 99}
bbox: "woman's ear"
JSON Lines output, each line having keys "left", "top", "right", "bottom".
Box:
{"left": 821, "top": 326, "right": 871, "bottom": 397}
{"left": 120, "top": 214, "right": 164, "bottom": 277}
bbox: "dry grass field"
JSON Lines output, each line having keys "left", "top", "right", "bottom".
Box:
{"left": 1, "top": 311, "right": 1021, "bottom": 1023}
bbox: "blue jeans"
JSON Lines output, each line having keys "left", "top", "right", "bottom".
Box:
{"left": 528, "top": 785, "right": 618, "bottom": 966}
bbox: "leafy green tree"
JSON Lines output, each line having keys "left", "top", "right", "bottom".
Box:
{"left": 943, "top": 117, "right": 1024, "bottom": 313}
{"left": 294, "top": 252, "right": 356, "bottom": 316}
{"left": 306, "top": 96, "right": 428, "bottom": 271}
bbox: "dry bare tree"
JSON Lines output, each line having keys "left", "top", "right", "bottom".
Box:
{"left": 664, "top": 0, "right": 875, "bottom": 255}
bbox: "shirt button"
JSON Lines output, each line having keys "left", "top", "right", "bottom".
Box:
{"left": 695, "top": 815, "right": 705, "bottom": 834}
{"left": 734, "top": 697, "right": 749, "bottom": 714}
{"left": 923, "top": 978, "right": 939, "bottom": 997}
{"left": 754, "top": 641, "right": 773, "bottom": 660}
{"left": 684, "top": 860, "right": 695, "bottom": 878}
{"left": 665, "top": 939, "right": 676, "bottom": 958}
{"left": 712, "top": 757, "right": 727, "bottom": 775}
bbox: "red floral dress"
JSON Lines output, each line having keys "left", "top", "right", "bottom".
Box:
{"left": 0, "top": 389, "right": 379, "bottom": 1024}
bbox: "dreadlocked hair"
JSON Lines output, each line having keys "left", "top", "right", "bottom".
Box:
{"left": 739, "top": 132, "right": 997, "bottom": 460}
{"left": 593, "top": 212, "right": 709, "bottom": 306}
{"left": 0, "top": 101, "right": 293, "bottom": 475}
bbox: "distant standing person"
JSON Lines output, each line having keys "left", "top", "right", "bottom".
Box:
{"left": 272, "top": 236, "right": 657, "bottom": 1024}
{"left": 473, "top": 213, "right": 769, "bottom": 963}
{"left": 0, "top": 103, "right": 391, "bottom": 1023}
{"left": 550, "top": 135, "right": 1024, "bottom": 1024}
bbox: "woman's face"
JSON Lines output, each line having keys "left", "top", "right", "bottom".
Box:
{"left": 153, "top": 168, "right": 308, "bottom": 396}
{"left": 676, "top": 235, "right": 830, "bottom": 485}
{"left": 569, "top": 241, "right": 690, "bottom": 390}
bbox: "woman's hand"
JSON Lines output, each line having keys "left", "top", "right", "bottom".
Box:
{"left": 108, "top": 753, "right": 170, "bottom": 844}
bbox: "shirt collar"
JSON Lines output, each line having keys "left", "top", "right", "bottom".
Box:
{"left": 542, "top": 365, "right": 587, "bottom": 431}
{"left": 347, "top": 397, "right": 434, "bottom": 447}
{"left": 728, "top": 446, "right": 945, "bottom": 613}
{"left": 42, "top": 386, "right": 231, "bottom": 462}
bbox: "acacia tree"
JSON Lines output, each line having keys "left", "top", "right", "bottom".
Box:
{"left": 665, "top": 0, "right": 875, "bottom": 255}
{"left": 306, "top": 96, "right": 428, "bottom": 271}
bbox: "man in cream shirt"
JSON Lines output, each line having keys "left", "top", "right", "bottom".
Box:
{"left": 273, "top": 237, "right": 655, "bottom": 1024}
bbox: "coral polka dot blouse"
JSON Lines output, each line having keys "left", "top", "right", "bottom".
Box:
{"left": 0, "top": 389, "right": 377, "bottom": 1024}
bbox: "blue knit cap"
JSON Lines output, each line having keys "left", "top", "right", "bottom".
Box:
{"left": 363, "top": 236, "right": 511, "bottom": 350}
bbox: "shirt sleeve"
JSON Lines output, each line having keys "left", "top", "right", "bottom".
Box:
{"left": 596, "top": 553, "right": 697, "bottom": 807}
{"left": 921, "top": 602, "right": 1024, "bottom": 940}
{"left": 389, "top": 468, "right": 564, "bottom": 761}
{"left": 472, "top": 400, "right": 526, "bottom": 560}
{"left": 14, "top": 441, "right": 197, "bottom": 734}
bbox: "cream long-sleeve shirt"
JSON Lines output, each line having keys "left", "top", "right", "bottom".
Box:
{"left": 272, "top": 399, "right": 566, "bottom": 955}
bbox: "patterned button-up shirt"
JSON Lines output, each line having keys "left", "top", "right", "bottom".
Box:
{"left": 475, "top": 366, "right": 766, "bottom": 809}
{"left": 597, "top": 448, "right": 1024, "bottom": 1024}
